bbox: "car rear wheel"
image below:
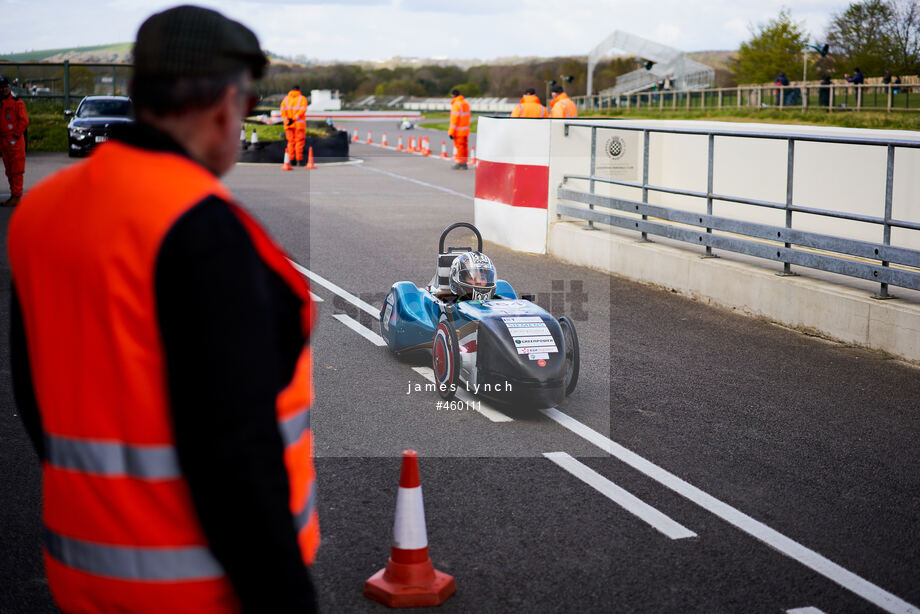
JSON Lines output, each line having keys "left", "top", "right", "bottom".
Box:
{"left": 559, "top": 316, "right": 580, "bottom": 396}
{"left": 432, "top": 318, "right": 460, "bottom": 400}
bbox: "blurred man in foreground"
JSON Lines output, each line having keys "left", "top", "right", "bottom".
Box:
{"left": 8, "top": 5, "right": 319, "bottom": 612}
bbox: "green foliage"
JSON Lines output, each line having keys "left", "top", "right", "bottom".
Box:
{"left": 257, "top": 56, "right": 636, "bottom": 101}
{"left": 825, "top": 0, "right": 920, "bottom": 77}
{"left": 734, "top": 9, "right": 810, "bottom": 83}
{"left": 450, "top": 82, "right": 481, "bottom": 97}
{"left": 827, "top": 0, "right": 896, "bottom": 76}
{"left": 25, "top": 113, "right": 68, "bottom": 152}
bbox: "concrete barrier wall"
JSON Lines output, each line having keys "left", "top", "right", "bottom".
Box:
{"left": 474, "top": 117, "right": 551, "bottom": 254}
{"left": 475, "top": 117, "right": 920, "bottom": 362}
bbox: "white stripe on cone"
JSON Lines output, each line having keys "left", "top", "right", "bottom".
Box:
{"left": 392, "top": 486, "right": 428, "bottom": 550}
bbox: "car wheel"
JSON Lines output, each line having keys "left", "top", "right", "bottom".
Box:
{"left": 559, "top": 316, "right": 580, "bottom": 396}
{"left": 432, "top": 318, "right": 460, "bottom": 400}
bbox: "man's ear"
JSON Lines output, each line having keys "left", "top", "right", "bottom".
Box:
{"left": 211, "top": 83, "right": 240, "bottom": 133}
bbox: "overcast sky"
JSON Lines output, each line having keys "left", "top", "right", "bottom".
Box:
{"left": 3, "top": 0, "right": 847, "bottom": 62}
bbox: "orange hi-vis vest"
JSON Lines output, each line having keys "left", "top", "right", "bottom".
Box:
{"left": 8, "top": 141, "right": 318, "bottom": 614}
{"left": 281, "top": 89, "right": 309, "bottom": 126}
{"left": 550, "top": 92, "right": 578, "bottom": 118}
{"left": 448, "top": 94, "right": 471, "bottom": 137}
{"left": 511, "top": 95, "right": 548, "bottom": 118}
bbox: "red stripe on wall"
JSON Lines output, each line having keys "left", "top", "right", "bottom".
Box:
{"left": 474, "top": 160, "right": 548, "bottom": 209}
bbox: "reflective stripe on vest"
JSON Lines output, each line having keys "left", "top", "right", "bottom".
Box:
{"left": 45, "top": 434, "right": 180, "bottom": 479}
{"left": 45, "top": 479, "right": 317, "bottom": 582}
{"left": 44, "top": 407, "right": 308, "bottom": 478}
{"left": 45, "top": 529, "right": 224, "bottom": 581}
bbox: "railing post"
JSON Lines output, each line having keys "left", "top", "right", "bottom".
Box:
{"left": 64, "top": 60, "right": 70, "bottom": 111}
{"left": 112, "top": 65, "right": 117, "bottom": 95}
{"left": 778, "top": 138, "right": 797, "bottom": 277}
{"left": 704, "top": 133, "right": 717, "bottom": 258}
{"left": 829, "top": 82, "right": 834, "bottom": 109}
{"left": 887, "top": 83, "right": 892, "bottom": 112}
{"left": 686, "top": 90, "right": 691, "bottom": 110}
{"left": 856, "top": 84, "right": 862, "bottom": 110}
{"left": 673, "top": 90, "right": 677, "bottom": 109}
{"left": 718, "top": 88, "right": 723, "bottom": 108}
{"left": 587, "top": 126, "right": 597, "bottom": 230}
{"left": 660, "top": 90, "right": 664, "bottom": 110}
{"left": 802, "top": 84, "right": 807, "bottom": 111}
{"left": 737, "top": 87, "right": 741, "bottom": 108}
{"left": 640, "top": 130, "right": 650, "bottom": 242}
{"left": 875, "top": 144, "right": 896, "bottom": 299}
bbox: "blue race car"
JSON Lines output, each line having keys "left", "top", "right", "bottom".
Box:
{"left": 379, "top": 223, "right": 579, "bottom": 408}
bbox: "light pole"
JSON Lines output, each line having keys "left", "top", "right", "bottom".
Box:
{"left": 802, "top": 43, "right": 829, "bottom": 83}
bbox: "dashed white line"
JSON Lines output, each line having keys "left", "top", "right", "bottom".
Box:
{"left": 332, "top": 313, "right": 385, "bottom": 346}
{"left": 289, "top": 260, "right": 379, "bottom": 319}
{"left": 359, "top": 165, "right": 473, "bottom": 201}
{"left": 787, "top": 607, "right": 828, "bottom": 614}
{"left": 538, "top": 407, "right": 919, "bottom": 614}
{"left": 310, "top": 292, "right": 323, "bottom": 303}
{"left": 544, "top": 452, "right": 697, "bottom": 540}
{"left": 411, "top": 367, "right": 513, "bottom": 423}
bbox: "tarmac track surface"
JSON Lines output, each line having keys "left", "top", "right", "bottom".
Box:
{"left": 1, "top": 137, "right": 919, "bottom": 614}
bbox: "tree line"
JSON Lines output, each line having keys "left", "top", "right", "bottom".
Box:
{"left": 734, "top": 0, "right": 920, "bottom": 84}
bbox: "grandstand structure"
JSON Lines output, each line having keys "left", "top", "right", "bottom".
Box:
{"left": 587, "top": 30, "right": 714, "bottom": 96}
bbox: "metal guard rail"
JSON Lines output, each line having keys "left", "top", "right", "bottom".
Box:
{"left": 558, "top": 122, "right": 920, "bottom": 296}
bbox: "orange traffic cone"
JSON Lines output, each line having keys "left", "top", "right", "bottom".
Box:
{"left": 440, "top": 140, "right": 448, "bottom": 159}
{"left": 281, "top": 151, "right": 293, "bottom": 171}
{"left": 381, "top": 132, "right": 389, "bottom": 147}
{"left": 421, "top": 137, "right": 431, "bottom": 156}
{"left": 396, "top": 135, "right": 404, "bottom": 151}
{"left": 304, "top": 146, "right": 316, "bottom": 170}
{"left": 408, "top": 137, "right": 416, "bottom": 153}
{"left": 364, "top": 451, "right": 456, "bottom": 608}
{"left": 352, "top": 128, "right": 359, "bottom": 142}
{"left": 367, "top": 130, "right": 373, "bottom": 144}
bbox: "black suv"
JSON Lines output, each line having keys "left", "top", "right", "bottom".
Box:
{"left": 66, "top": 96, "right": 133, "bottom": 157}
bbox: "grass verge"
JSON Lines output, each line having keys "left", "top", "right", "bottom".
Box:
{"left": 583, "top": 108, "right": 920, "bottom": 131}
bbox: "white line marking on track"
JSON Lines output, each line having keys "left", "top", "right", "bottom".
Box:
{"left": 332, "top": 314, "right": 386, "bottom": 346}
{"left": 411, "top": 367, "right": 513, "bottom": 423}
{"left": 537, "top": 407, "right": 919, "bottom": 614}
{"left": 359, "top": 165, "right": 474, "bottom": 201}
{"left": 544, "top": 452, "right": 697, "bottom": 540}
{"left": 310, "top": 292, "right": 324, "bottom": 303}
{"left": 787, "top": 608, "right": 828, "bottom": 614}
{"left": 289, "top": 260, "right": 379, "bottom": 319}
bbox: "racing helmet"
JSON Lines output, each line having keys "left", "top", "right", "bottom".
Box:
{"left": 449, "top": 251, "right": 496, "bottom": 300}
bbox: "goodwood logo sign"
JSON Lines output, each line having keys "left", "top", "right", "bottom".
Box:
{"left": 605, "top": 136, "right": 625, "bottom": 160}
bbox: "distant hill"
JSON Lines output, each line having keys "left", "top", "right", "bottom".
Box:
{"left": 1, "top": 43, "right": 133, "bottom": 63}
{"left": 1, "top": 43, "right": 298, "bottom": 66}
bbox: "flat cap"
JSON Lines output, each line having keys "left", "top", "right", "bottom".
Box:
{"left": 133, "top": 5, "right": 268, "bottom": 79}
{"left": 0, "top": 77, "right": 10, "bottom": 87}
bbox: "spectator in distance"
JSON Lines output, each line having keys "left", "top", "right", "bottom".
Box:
{"left": 511, "top": 88, "right": 548, "bottom": 118}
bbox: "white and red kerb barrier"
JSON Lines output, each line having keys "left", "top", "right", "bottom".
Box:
{"left": 473, "top": 117, "right": 551, "bottom": 254}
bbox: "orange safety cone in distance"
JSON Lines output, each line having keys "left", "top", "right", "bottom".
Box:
{"left": 352, "top": 128, "right": 359, "bottom": 142}
{"left": 408, "top": 137, "right": 416, "bottom": 153}
{"left": 396, "top": 135, "right": 404, "bottom": 151}
{"left": 304, "top": 146, "right": 316, "bottom": 170}
{"left": 422, "top": 137, "right": 431, "bottom": 156}
{"left": 382, "top": 132, "right": 388, "bottom": 147}
{"left": 367, "top": 130, "right": 373, "bottom": 144}
{"left": 281, "top": 151, "right": 293, "bottom": 171}
{"left": 440, "top": 140, "right": 448, "bottom": 159}
{"left": 364, "top": 450, "right": 455, "bottom": 607}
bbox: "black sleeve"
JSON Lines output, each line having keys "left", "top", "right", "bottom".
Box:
{"left": 10, "top": 282, "right": 44, "bottom": 459}
{"left": 155, "top": 197, "right": 316, "bottom": 613}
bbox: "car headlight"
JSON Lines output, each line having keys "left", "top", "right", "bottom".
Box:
{"left": 69, "top": 126, "right": 88, "bottom": 139}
